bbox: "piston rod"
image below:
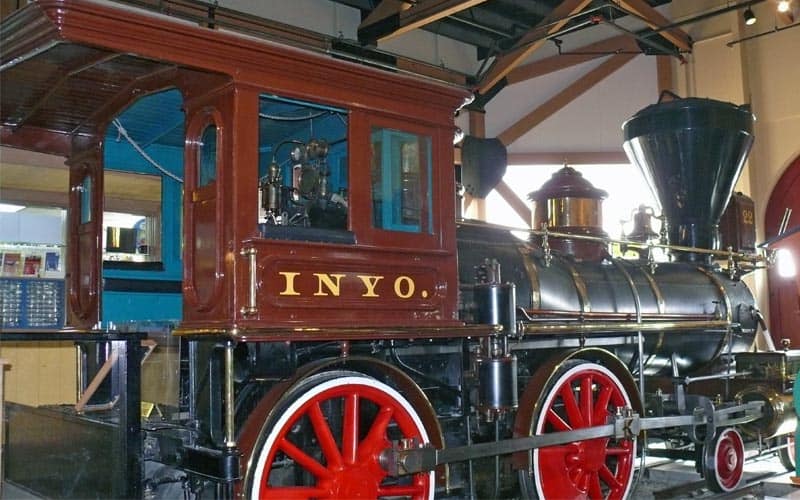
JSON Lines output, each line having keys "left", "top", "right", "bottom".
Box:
{"left": 380, "top": 401, "right": 763, "bottom": 476}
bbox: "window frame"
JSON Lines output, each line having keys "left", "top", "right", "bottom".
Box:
{"left": 354, "top": 113, "right": 443, "bottom": 249}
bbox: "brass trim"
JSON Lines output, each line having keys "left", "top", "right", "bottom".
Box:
{"left": 695, "top": 267, "right": 732, "bottom": 323}
{"left": 542, "top": 197, "right": 603, "bottom": 228}
{"left": 636, "top": 263, "right": 665, "bottom": 365}
{"left": 240, "top": 246, "right": 258, "bottom": 316}
{"left": 695, "top": 267, "right": 734, "bottom": 372}
{"left": 224, "top": 342, "right": 236, "bottom": 448}
{"left": 174, "top": 324, "right": 501, "bottom": 339}
{"left": 457, "top": 221, "right": 766, "bottom": 264}
{"left": 520, "top": 319, "right": 730, "bottom": 335}
{"left": 517, "top": 244, "right": 541, "bottom": 309}
{"left": 562, "top": 259, "right": 591, "bottom": 313}
{"left": 637, "top": 265, "right": 666, "bottom": 314}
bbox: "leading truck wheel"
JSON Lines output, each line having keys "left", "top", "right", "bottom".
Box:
{"left": 243, "top": 371, "right": 434, "bottom": 499}
{"left": 704, "top": 427, "right": 745, "bottom": 492}
{"left": 779, "top": 434, "right": 796, "bottom": 472}
{"left": 518, "top": 361, "right": 636, "bottom": 499}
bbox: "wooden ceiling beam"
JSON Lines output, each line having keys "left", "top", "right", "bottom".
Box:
{"left": 359, "top": 0, "right": 489, "bottom": 43}
{"left": 617, "top": 0, "right": 691, "bottom": 51}
{"left": 477, "top": 0, "right": 593, "bottom": 94}
{"left": 497, "top": 53, "right": 636, "bottom": 146}
{"left": 494, "top": 179, "right": 531, "bottom": 226}
{"left": 0, "top": 125, "right": 74, "bottom": 157}
{"left": 506, "top": 34, "right": 639, "bottom": 84}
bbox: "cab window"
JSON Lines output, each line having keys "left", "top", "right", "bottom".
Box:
{"left": 371, "top": 128, "right": 432, "bottom": 234}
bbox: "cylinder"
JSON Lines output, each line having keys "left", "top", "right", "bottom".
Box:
{"left": 737, "top": 386, "right": 796, "bottom": 438}
{"left": 475, "top": 283, "right": 516, "bottom": 335}
{"left": 477, "top": 354, "right": 518, "bottom": 414}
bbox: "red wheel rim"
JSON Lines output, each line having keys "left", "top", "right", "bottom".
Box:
{"left": 533, "top": 364, "right": 635, "bottom": 500}
{"left": 714, "top": 428, "right": 744, "bottom": 491}
{"left": 251, "top": 376, "right": 433, "bottom": 499}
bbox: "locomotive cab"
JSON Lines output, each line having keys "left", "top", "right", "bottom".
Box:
{"left": 58, "top": 33, "right": 470, "bottom": 334}
{"left": 177, "top": 81, "right": 468, "bottom": 336}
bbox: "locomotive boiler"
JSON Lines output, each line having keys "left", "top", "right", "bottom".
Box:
{"left": 1, "top": 2, "right": 795, "bottom": 499}
{"left": 458, "top": 97, "right": 758, "bottom": 379}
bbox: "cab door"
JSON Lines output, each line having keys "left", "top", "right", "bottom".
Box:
{"left": 183, "top": 94, "right": 230, "bottom": 318}
{"left": 67, "top": 146, "right": 103, "bottom": 328}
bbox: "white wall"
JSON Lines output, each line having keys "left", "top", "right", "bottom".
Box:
{"left": 484, "top": 54, "right": 658, "bottom": 153}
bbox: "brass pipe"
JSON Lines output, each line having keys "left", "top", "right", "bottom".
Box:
{"left": 521, "top": 309, "right": 717, "bottom": 321}
{"left": 520, "top": 319, "right": 730, "bottom": 335}
{"left": 224, "top": 342, "right": 236, "bottom": 448}
{"left": 458, "top": 221, "right": 766, "bottom": 262}
{"left": 240, "top": 246, "right": 258, "bottom": 317}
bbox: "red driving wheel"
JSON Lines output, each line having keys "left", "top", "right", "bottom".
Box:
{"left": 245, "top": 372, "right": 434, "bottom": 499}
{"left": 520, "top": 361, "right": 636, "bottom": 499}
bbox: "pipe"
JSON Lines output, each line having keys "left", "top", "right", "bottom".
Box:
{"left": 620, "top": 0, "right": 766, "bottom": 38}
{"left": 224, "top": 341, "right": 236, "bottom": 448}
{"left": 520, "top": 319, "right": 731, "bottom": 335}
{"left": 727, "top": 21, "right": 800, "bottom": 46}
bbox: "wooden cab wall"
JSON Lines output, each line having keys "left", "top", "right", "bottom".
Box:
{"left": 180, "top": 62, "right": 470, "bottom": 335}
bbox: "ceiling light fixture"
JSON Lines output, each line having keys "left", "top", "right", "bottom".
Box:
{"left": 777, "top": 0, "right": 791, "bottom": 13}
{"left": 743, "top": 7, "right": 757, "bottom": 25}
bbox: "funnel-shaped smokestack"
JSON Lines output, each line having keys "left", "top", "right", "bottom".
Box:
{"left": 622, "top": 97, "right": 754, "bottom": 261}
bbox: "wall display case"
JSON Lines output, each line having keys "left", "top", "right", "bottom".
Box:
{"left": 1, "top": 210, "right": 66, "bottom": 329}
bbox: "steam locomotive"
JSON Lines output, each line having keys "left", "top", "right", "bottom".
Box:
{"left": 1, "top": 1, "right": 795, "bottom": 499}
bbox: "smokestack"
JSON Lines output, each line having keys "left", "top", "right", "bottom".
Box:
{"left": 622, "top": 97, "right": 755, "bottom": 262}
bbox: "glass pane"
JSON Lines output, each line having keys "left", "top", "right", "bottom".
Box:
{"left": 80, "top": 175, "right": 92, "bottom": 224}
{"left": 199, "top": 124, "right": 217, "bottom": 187}
{"left": 257, "top": 94, "right": 349, "bottom": 234}
{"left": 371, "top": 127, "right": 432, "bottom": 233}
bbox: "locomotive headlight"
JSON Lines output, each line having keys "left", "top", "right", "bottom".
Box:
{"left": 776, "top": 248, "right": 797, "bottom": 278}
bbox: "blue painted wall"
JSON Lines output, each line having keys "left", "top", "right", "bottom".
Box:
{"left": 101, "top": 91, "right": 185, "bottom": 323}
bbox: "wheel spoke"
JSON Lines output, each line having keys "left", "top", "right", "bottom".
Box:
{"left": 546, "top": 407, "right": 572, "bottom": 431}
{"left": 599, "top": 464, "right": 622, "bottom": 491}
{"left": 262, "top": 486, "right": 329, "bottom": 499}
{"left": 606, "top": 444, "right": 632, "bottom": 456}
{"left": 360, "top": 405, "right": 394, "bottom": 457}
{"left": 588, "top": 471, "right": 603, "bottom": 499}
{"left": 342, "top": 392, "right": 359, "bottom": 465}
{"left": 593, "top": 385, "right": 613, "bottom": 424}
{"left": 279, "top": 437, "right": 333, "bottom": 480}
{"left": 309, "top": 402, "right": 343, "bottom": 470}
{"left": 580, "top": 374, "right": 593, "bottom": 425}
{"left": 559, "top": 383, "right": 585, "bottom": 427}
